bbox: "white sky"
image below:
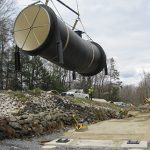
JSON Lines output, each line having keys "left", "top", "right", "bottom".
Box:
{"left": 15, "top": 0, "right": 150, "bottom": 85}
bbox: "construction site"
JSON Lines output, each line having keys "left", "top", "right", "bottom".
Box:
{"left": 0, "top": 0, "right": 150, "bottom": 149}
{"left": 0, "top": 90, "right": 150, "bottom": 149}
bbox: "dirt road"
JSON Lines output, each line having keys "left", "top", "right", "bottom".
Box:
{"left": 65, "top": 111, "right": 150, "bottom": 141}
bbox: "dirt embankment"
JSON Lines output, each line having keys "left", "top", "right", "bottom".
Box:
{"left": 66, "top": 110, "right": 150, "bottom": 141}
{"left": 0, "top": 90, "right": 125, "bottom": 140}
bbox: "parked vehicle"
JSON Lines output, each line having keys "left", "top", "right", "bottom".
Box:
{"left": 114, "top": 102, "right": 128, "bottom": 107}
{"left": 61, "top": 89, "right": 89, "bottom": 99}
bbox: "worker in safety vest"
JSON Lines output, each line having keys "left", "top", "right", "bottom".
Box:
{"left": 88, "top": 87, "right": 94, "bottom": 100}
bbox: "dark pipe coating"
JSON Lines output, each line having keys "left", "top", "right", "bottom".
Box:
{"left": 14, "top": 4, "right": 107, "bottom": 76}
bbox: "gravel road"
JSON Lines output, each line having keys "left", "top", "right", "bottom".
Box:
{"left": 1, "top": 111, "right": 150, "bottom": 150}
{"left": 66, "top": 111, "right": 150, "bottom": 141}
{"left": 0, "top": 131, "right": 63, "bottom": 150}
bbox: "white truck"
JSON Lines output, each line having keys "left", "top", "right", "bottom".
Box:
{"left": 61, "top": 89, "right": 89, "bottom": 99}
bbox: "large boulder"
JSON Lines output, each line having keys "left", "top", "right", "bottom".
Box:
{"left": 9, "top": 122, "right": 22, "bottom": 130}
{"left": 0, "top": 118, "right": 16, "bottom": 139}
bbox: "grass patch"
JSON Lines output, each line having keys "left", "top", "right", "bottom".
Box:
{"left": 8, "top": 88, "right": 42, "bottom": 102}
{"left": 10, "top": 91, "right": 28, "bottom": 102}
{"left": 27, "top": 88, "right": 42, "bottom": 96}
{"left": 67, "top": 97, "right": 96, "bottom": 105}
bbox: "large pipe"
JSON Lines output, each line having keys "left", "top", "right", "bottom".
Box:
{"left": 13, "top": 4, "right": 106, "bottom": 76}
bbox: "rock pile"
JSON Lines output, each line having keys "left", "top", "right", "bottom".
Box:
{"left": 138, "top": 104, "right": 150, "bottom": 112}
{"left": 0, "top": 91, "right": 122, "bottom": 140}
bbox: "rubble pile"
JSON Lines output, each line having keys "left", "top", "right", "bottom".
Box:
{"left": 0, "top": 91, "right": 122, "bottom": 140}
{"left": 138, "top": 104, "right": 150, "bottom": 112}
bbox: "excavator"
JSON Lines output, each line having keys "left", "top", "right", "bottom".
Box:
{"left": 144, "top": 98, "right": 150, "bottom": 104}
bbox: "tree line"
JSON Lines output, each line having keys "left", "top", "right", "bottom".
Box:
{"left": 0, "top": 0, "right": 149, "bottom": 105}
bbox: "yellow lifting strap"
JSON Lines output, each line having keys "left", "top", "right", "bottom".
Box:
{"left": 45, "top": 0, "right": 49, "bottom": 5}
{"left": 72, "top": 18, "right": 79, "bottom": 31}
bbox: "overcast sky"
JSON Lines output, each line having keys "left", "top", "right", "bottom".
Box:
{"left": 15, "top": 0, "right": 150, "bottom": 85}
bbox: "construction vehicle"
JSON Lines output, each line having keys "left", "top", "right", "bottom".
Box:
{"left": 144, "top": 98, "right": 150, "bottom": 104}
{"left": 72, "top": 114, "right": 88, "bottom": 132}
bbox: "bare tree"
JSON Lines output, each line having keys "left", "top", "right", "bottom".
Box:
{"left": 0, "top": 0, "right": 15, "bottom": 23}
{"left": 0, "top": 0, "right": 16, "bottom": 89}
{"left": 119, "top": 72, "right": 150, "bottom": 105}
{"left": 120, "top": 85, "right": 136, "bottom": 104}
{"left": 136, "top": 72, "right": 150, "bottom": 104}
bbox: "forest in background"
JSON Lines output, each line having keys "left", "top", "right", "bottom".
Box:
{"left": 1, "top": 0, "right": 150, "bottom": 105}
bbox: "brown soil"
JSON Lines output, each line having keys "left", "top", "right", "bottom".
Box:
{"left": 65, "top": 111, "right": 150, "bottom": 141}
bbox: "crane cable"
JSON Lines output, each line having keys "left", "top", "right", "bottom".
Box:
{"left": 48, "top": 0, "right": 93, "bottom": 41}
{"left": 50, "top": 0, "right": 64, "bottom": 21}
{"left": 49, "top": 0, "right": 80, "bottom": 32}
{"left": 45, "top": 0, "right": 49, "bottom": 5}
{"left": 46, "top": 0, "right": 63, "bottom": 21}
{"left": 72, "top": 0, "right": 80, "bottom": 30}
{"left": 74, "top": 0, "right": 93, "bottom": 41}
